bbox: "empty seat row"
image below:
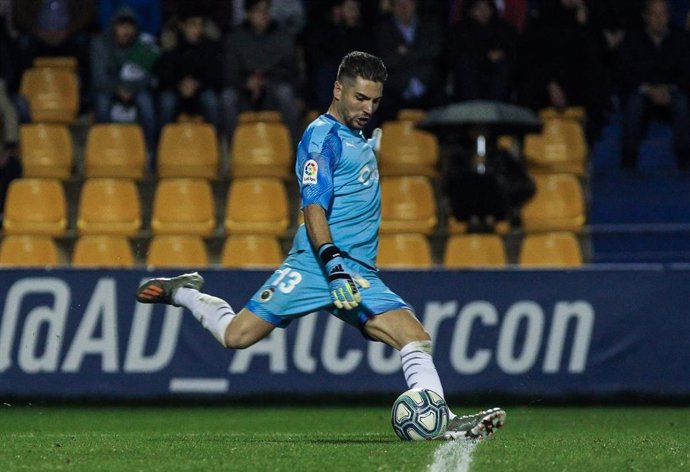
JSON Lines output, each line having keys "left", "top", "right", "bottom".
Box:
{"left": 0, "top": 235, "right": 283, "bottom": 269}
{"left": 2, "top": 172, "right": 586, "bottom": 241}
{"left": 380, "top": 232, "right": 583, "bottom": 268}
{"left": 0, "top": 232, "right": 583, "bottom": 269}
{"left": 1, "top": 177, "right": 290, "bottom": 238}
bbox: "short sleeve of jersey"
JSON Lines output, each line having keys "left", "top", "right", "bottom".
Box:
{"left": 300, "top": 129, "right": 342, "bottom": 211}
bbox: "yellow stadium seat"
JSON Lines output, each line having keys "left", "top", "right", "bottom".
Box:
{"left": 72, "top": 235, "right": 135, "bottom": 268}
{"left": 377, "top": 234, "right": 433, "bottom": 269}
{"left": 539, "top": 106, "right": 586, "bottom": 123}
{"left": 19, "top": 124, "right": 73, "bottom": 179}
{"left": 158, "top": 123, "right": 219, "bottom": 178}
{"left": 230, "top": 121, "right": 292, "bottom": 179}
{"left": 519, "top": 232, "right": 583, "bottom": 267}
{"left": 77, "top": 178, "right": 142, "bottom": 236}
{"left": 151, "top": 178, "right": 216, "bottom": 237}
{"left": 0, "top": 235, "right": 59, "bottom": 267}
{"left": 3, "top": 178, "right": 67, "bottom": 236}
{"left": 220, "top": 235, "right": 283, "bottom": 268}
{"left": 524, "top": 118, "right": 587, "bottom": 175}
{"left": 238, "top": 110, "right": 283, "bottom": 123}
{"left": 225, "top": 178, "right": 289, "bottom": 236}
{"left": 521, "top": 174, "right": 585, "bottom": 232}
{"left": 446, "top": 215, "right": 510, "bottom": 235}
{"left": 443, "top": 234, "right": 507, "bottom": 268}
{"left": 85, "top": 124, "right": 146, "bottom": 179}
{"left": 20, "top": 67, "right": 79, "bottom": 123}
{"left": 146, "top": 235, "right": 209, "bottom": 268}
{"left": 379, "top": 120, "right": 438, "bottom": 177}
{"left": 33, "top": 56, "right": 78, "bottom": 71}
{"left": 380, "top": 176, "right": 437, "bottom": 235}
{"left": 397, "top": 109, "right": 427, "bottom": 122}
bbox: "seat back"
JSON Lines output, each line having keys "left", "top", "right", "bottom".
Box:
{"left": 379, "top": 120, "right": 438, "bottom": 176}
{"left": 525, "top": 118, "right": 587, "bottom": 175}
{"left": 444, "top": 234, "right": 507, "bottom": 268}
{"left": 146, "top": 235, "right": 209, "bottom": 268}
{"left": 377, "top": 234, "right": 433, "bottom": 269}
{"left": 0, "top": 235, "right": 59, "bottom": 267}
{"left": 20, "top": 67, "right": 79, "bottom": 122}
{"left": 158, "top": 123, "right": 219, "bottom": 178}
{"left": 72, "top": 235, "right": 135, "bottom": 268}
{"left": 220, "top": 235, "right": 283, "bottom": 268}
{"left": 20, "top": 124, "right": 73, "bottom": 179}
{"left": 3, "top": 178, "right": 67, "bottom": 236}
{"left": 224, "top": 178, "right": 289, "bottom": 235}
{"left": 33, "top": 56, "right": 78, "bottom": 71}
{"left": 521, "top": 173, "right": 585, "bottom": 232}
{"left": 85, "top": 124, "right": 146, "bottom": 179}
{"left": 230, "top": 122, "right": 292, "bottom": 179}
{"left": 238, "top": 110, "right": 283, "bottom": 123}
{"left": 519, "top": 232, "right": 583, "bottom": 267}
{"left": 380, "top": 176, "right": 437, "bottom": 235}
{"left": 151, "top": 178, "right": 216, "bottom": 236}
{"left": 77, "top": 178, "right": 142, "bottom": 236}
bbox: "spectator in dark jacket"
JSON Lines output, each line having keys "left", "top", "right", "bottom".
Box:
{"left": 375, "top": 0, "right": 443, "bottom": 123}
{"left": 448, "top": 0, "right": 518, "bottom": 101}
{"left": 221, "top": 0, "right": 300, "bottom": 142}
{"left": 304, "top": 0, "right": 375, "bottom": 111}
{"left": 617, "top": 0, "right": 690, "bottom": 170}
{"left": 156, "top": 9, "right": 222, "bottom": 132}
{"left": 517, "top": 0, "right": 610, "bottom": 142}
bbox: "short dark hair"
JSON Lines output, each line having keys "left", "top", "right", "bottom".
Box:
{"left": 336, "top": 51, "right": 387, "bottom": 84}
{"left": 245, "top": 0, "right": 269, "bottom": 12}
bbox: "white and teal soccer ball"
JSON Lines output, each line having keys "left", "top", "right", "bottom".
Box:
{"left": 391, "top": 388, "right": 449, "bottom": 440}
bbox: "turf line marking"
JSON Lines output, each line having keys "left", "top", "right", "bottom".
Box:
{"left": 428, "top": 440, "right": 477, "bottom": 472}
{"left": 169, "top": 378, "right": 229, "bottom": 393}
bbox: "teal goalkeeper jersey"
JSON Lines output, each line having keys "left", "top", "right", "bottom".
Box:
{"left": 290, "top": 113, "right": 381, "bottom": 268}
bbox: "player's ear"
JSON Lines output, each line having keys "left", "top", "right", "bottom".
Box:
{"left": 333, "top": 80, "right": 343, "bottom": 101}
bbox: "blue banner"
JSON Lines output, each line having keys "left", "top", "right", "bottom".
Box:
{"left": 0, "top": 267, "right": 688, "bottom": 398}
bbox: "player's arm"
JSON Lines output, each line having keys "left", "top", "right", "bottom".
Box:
{"left": 303, "top": 204, "right": 364, "bottom": 310}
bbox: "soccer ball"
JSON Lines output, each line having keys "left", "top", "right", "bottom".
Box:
{"left": 391, "top": 388, "right": 449, "bottom": 440}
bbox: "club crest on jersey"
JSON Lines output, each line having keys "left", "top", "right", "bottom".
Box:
{"left": 302, "top": 159, "right": 318, "bottom": 185}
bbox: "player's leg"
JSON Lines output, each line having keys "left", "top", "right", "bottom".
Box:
{"left": 136, "top": 272, "right": 275, "bottom": 349}
{"left": 364, "top": 309, "right": 505, "bottom": 440}
{"left": 363, "top": 309, "right": 445, "bottom": 399}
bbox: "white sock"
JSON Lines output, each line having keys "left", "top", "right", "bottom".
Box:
{"left": 400, "top": 340, "right": 455, "bottom": 419}
{"left": 174, "top": 288, "right": 235, "bottom": 348}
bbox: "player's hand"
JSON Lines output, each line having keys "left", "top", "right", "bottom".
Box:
{"left": 319, "top": 243, "right": 367, "bottom": 310}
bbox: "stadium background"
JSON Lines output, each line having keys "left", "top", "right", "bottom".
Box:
{"left": 1, "top": 0, "right": 690, "bottom": 404}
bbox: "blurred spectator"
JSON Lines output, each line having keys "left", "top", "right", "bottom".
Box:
{"left": 376, "top": 0, "right": 443, "bottom": 123}
{"left": 448, "top": 0, "right": 518, "bottom": 101}
{"left": 160, "top": 0, "right": 232, "bottom": 49}
{"left": 91, "top": 7, "right": 159, "bottom": 157}
{"left": 617, "top": 0, "right": 690, "bottom": 170}
{"left": 444, "top": 132, "right": 535, "bottom": 232}
{"left": 450, "top": 0, "right": 529, "bottom": 33}
{"left": 270, "top": 0, "right": 305, "bottom": 36}
{"left": 155, "top": 8, "right": 221, "bottom": 131}
{"left": 221, "top": 0, "right": 300, "bottom": 142}
{"left": 0, "top": 49, "right": 21, "bottom": 219}
{"left": 13, "top": 0, "right": 95, "bottom": 99}
{"left": 304, "top": 0, "right": 375, "bottom": 111}
{"left": 517, "top": 0, "right": 610, "bottom": 142}
{"left": 0, "top": 0, "right": 18, "bottom": 92}
{"left": 99, "top": 0, "right": 162, "bottom": 41}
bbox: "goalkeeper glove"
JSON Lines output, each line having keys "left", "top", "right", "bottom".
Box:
{"left": 318, "top": 243, "right": 369, "bottom": 310}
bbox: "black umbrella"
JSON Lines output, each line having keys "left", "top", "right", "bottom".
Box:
{"left": 417, "top": 100, "right": 542, "bottom": 156}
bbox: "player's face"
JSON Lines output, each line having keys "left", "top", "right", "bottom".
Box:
{"left": 333, "top": 77, "right": 383, "bottom": 130}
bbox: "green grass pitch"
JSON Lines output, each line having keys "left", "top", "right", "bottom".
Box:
{"left": 1, "top": 405, "right": 689, "bottom": 471}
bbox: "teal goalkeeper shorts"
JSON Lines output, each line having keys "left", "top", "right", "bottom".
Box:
{"left": 244, "top": 250, "right": 412, "bottom": 330}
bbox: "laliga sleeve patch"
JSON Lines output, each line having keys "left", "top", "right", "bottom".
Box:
{"left": 302, "top": 159, "right": 318, "bottom": 185}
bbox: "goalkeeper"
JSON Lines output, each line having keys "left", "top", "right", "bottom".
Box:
{"left": 137, "top": 51, "right": 505, "bottom": 440}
